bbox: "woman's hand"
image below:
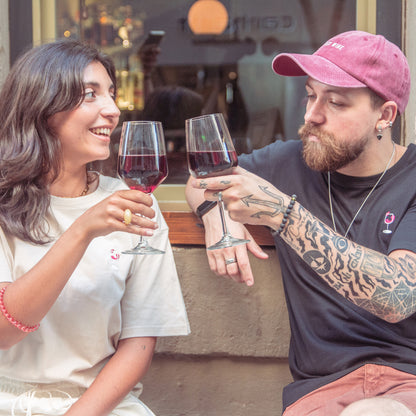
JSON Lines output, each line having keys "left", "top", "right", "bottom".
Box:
{"left": 75, "top": 190, "right": 159, "bottom": 241}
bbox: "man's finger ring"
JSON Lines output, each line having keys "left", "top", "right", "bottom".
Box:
{"left": 225, "top": 258, "right": 237, "bottom": 265}
{"left": 123, "top": 209, "right": 132, "bottom": 225}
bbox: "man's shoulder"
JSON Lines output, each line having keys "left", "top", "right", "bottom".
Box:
{"left": 263, "top": 138, "right": 302, "bottom": 153}
{"left": 404, "top": 142, "right": 416, "bottom": 158}
{"left": 240, "top": 139, "right": 302, "bottom": 163}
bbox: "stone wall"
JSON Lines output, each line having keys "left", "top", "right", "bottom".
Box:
{"left": 141, "top": 246, "right": 292, "bottom": 416}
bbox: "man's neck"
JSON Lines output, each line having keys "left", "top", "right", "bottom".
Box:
{"left": 337, "top": 141, "right": 403, "bottom": 177}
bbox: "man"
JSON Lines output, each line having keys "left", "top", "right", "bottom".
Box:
{"left": 185, "top": 31, "right": 416, "bottom": 414}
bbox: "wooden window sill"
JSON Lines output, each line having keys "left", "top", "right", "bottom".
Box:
{"left": 163, "top": 211, "right": 275, "bottom": 246}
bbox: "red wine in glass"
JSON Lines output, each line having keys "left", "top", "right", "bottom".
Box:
{"left": 188, "top": 150, "right": 238, "bottom": 178}
{"left": 118, "top": 121, "right": 168, "bottom": 255}
{"left": 118, "top": 154, "right": 168, "bottom": 194}
{"left": 186, "top": 113, "right": 249, "bottom": 250}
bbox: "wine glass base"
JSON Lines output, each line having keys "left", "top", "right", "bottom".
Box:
{"left": 122, "top": 246, "right": 165, "bottom": 255}
{"left": 207, "top": 236, "right": 250, "bottom": 251}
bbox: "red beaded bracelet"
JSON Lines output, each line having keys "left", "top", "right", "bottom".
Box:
{"left": 0, "top": 286, "right": 40, "bottom": 333}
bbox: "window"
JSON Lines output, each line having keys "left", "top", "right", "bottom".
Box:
{"left": 19, "top": 0, "right": 402, "bottom": 209}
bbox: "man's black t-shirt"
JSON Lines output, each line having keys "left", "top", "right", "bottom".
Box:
{"left": 239, "top": 140, "right": 416, "bottom": 409}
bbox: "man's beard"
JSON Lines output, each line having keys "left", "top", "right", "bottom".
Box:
{"left": 298, "top": 124, "right": 368, "bottom": 172}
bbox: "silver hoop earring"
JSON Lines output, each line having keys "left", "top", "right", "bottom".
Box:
{"left": 388, "top": 121, "right": 393, "bottom": 128}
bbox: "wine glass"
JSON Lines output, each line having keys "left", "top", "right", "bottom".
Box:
{"left": 186, "top": 113, "right": 250, "bottom": 250}
{"left": 117, "top": 121, "right": 168, "bottom": 254}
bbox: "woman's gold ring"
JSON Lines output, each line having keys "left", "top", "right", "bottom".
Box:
{"left": 123, "top": 209, "right": 132, "bottom": 225}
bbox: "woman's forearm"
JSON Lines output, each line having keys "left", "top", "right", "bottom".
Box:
{"left": 65, "top": 337, "right": 156, "bottom": 416}
{"left": 0, "top": 220, "right": 91, "bottom": 347}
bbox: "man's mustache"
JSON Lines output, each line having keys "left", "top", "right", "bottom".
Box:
{"left": 298, "top": 124, "right": 331, "bottom": 143}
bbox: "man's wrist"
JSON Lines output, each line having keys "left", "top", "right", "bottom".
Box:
{"left": 270, "top": 194, "right": 297, "bottom": 236}
{"left": 196, "top": 200, "right": 217, "bottom": 220}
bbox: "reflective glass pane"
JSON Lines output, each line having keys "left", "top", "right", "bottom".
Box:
{"left": 55, "top": 1, "right": 358, "bottom": 182}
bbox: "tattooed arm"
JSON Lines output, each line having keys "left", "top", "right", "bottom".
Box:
{"left": 281, "top": 201, "right": 416, "bottom": 323}
{"left": 191, "top": 167, "right": 416, "bottom": 322}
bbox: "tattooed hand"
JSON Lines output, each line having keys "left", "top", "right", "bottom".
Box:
{"left": 187, "top": 167, "right": 270, "bottom": 286}
{"left": 190, "top": 166, "right": 294, "bottom": 231}
{"left": 201, "top": 207, "right": 268, "bottom": 286}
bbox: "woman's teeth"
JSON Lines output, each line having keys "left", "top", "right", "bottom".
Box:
{"left": 91, "top": 128, "right": 110, "bottom": 136}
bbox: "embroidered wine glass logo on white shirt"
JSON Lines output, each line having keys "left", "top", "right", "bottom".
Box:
{"left": 110, "top": 248, "right": 121, "bottom": 260}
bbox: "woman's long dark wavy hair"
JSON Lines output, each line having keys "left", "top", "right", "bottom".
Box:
{"left": 0, "top": 39, "right": 117, "bottom": 244}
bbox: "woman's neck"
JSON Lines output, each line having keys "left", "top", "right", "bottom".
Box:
{"left": 49, "top": 169, "right": 96, "bottom": 198}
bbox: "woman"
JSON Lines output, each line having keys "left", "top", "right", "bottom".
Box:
{"left": 0, "top": 40, "right": 190, "bottom": 415}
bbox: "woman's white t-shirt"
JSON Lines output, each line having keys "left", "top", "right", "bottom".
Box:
{"left": 0, "top": 175, "right": 190, "bottom": 388}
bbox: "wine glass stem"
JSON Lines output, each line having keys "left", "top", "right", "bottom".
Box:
{"left": 136, "top": 235, "right": 145, "bottom": 247}
{"left": 218, "top": 193, "right": 231, "bottom": 237}
{"left": 134, "top": 213, "right": 148, "bottom": 248}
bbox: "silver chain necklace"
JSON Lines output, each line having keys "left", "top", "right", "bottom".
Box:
{"left": 328, "top": 143, "right": 396, "bottom": 237}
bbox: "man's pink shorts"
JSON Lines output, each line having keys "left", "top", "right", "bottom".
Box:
{"left": 283, "top": 364, "right": 416, "bottom": 415}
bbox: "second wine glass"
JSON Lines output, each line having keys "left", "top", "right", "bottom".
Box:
{"left": 186, "top": 113, "right": 250, "bottom": 250}
{"left": 117, "top": 121, "right": 168, "bottom": 255}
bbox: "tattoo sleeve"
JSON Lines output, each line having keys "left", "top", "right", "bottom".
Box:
{"left": 280, "top": 202, "right": 416, "bottom": 323}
